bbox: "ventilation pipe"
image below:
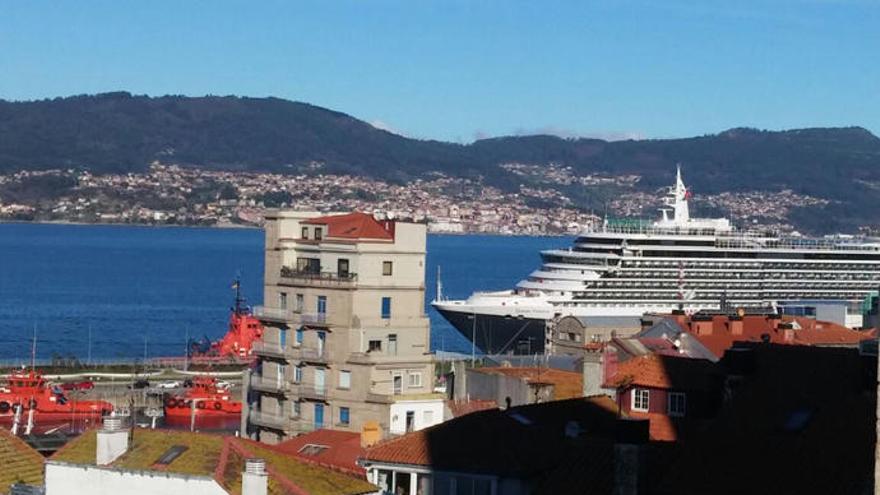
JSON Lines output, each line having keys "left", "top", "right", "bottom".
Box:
{"left": 96, "top": 417, "right": 129, "bottom": 465}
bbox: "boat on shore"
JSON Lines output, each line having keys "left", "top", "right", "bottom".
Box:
{"left": 0, "top": 369, "right": 113, "bottom": 434}
{"left": 163, "top": 375, "right": 242, "bottom": 422}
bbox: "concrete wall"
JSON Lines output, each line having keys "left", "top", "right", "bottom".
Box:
{"left": 464, "top": 369, "right": 531, "bottom": 407}
{"left": 389, "top": 399, "right": 445, "bottom": 434}
{"left": 45, "top": 462, "right": 226, "bottom": 495}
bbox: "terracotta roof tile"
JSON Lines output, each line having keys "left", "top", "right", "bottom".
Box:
{"left": 605, "top": 354, "right": 718, "bottom": 391}
{"left": 303, "top": 212, "right": 393, "bottom": 240}
{"left": 446, "top": 399, "right": 498, "bottom": 418}
{"left": 272, "top": 430, "right": 365, "bottom": 476}
{"left": 476, "top": 367, "right": 584, "bottom": 399}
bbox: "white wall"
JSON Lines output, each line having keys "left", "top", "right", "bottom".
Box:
{"left": 389, "top": 399, "right": 445, "bottom": 434}
{"left": 46, "top": 462, "right": 228, "bottom": 495}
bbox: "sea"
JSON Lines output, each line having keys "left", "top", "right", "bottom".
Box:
{"left": 0, "top": 223, "right": 568, "bottom": 361}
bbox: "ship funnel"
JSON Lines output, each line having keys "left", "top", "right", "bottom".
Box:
{"left": 96, "top": 417, "right": 129, "bottom": 465}
{"left": 242, "top": 458, "right": 268, "bottom": 495}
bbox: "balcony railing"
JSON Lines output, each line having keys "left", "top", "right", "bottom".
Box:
{"left": 289, "top": 347, "right": 327, "bottom": 363}
{"left": 250, "top": 375, "right": 289, "bottom": 394}
{"left": 249, "top": 410, "right": 289, "bottom": 430}
{"left": 252, "top": 307, "right": 334, "bottom": 327}
{"left": 290, "top": 383, "right": 328, "bottom": 400}
{"left": 279, "top": 267, "right": 358, "bottom": 286}
{"left": 251, "top": 341, "right": 287, "bottom": 359}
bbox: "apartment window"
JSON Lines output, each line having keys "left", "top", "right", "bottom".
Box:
{"left": 423, "top": 410, "right": 434, "bottom": 425}
{"left": 408, "top": 372, "right": 422, "bottom": 388}
{"left": 381, "top": 297, "right": 392, "bottom": 319}
{"left": 317, "top": 295, "right": 327, "bottom": 315}
{"left": 293, "top": 400, "right": 301, "bottom": 418}
{"left": 632, "top": 388, "right": 650, "bottom": 412}
{"left": 297, "top": 257, "right": 320, "bottom": 274}
{"left": 337, "top": 258, "right": 350, "bottom": 278}
{"left": 405, "top": 411, "right": 415, "bottom": 433}
{"left": 368, "top": 340, "right": 382, "bottom": 352}
{"left": 314, "top": 227, "right": 323, "bottom": 240}
{"left": 295, "top": 328, "right": 304, "bottom": 345}
{"left": 382, "top": 261, "right": 393, "bottom": 276}
{"left": 388, "top": 334, "right": 398, "bottom": 356}
{"left": 668, "top": 392, "right": 687, "bottom": 417}
{"left": 294, "top": 365, "right": 303, "bottom": 383}
{"left": 301, "top": 226, "right": 308, "bottom": 239}
{"left": 339, "top": 407, "right": 350, "bottom": 425}
{"left": 339, "top": 370, "right": 351, "bottom": 389}
{"left": 279, "top": 328, "right": 287, "bottom": 348}
{"left": 295, "top": 294, "right": 304, "bottom": 312}
{"left": 278, "top": 292, "right": 288, "bottom": 310}
{"left": 393, "top": 374, "right": 402, "bottom": 395}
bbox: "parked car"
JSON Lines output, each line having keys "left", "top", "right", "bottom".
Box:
{"left": 215, "top": 380, "right": 232, "bottom": 390}
{"left": 129, "top": 379, "right": 151, "bottom": 389}
{"left": 156, "top": 380, "right": 181, "bottom": 389}
{"left": 60, "top": 381, "right": 95, "bottom": 392}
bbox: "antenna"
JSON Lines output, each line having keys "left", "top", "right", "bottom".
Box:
{"left": 436, "top": 265, "right": 443, "bottom": 302}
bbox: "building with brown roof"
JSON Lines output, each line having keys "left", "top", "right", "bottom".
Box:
{"left": 0, "top": 429, "right": 44, "bottom": 494}
{"left": 272, "top": 429, "right": 365, "bottom": 477}
{"left": 459, "top": 366, "right": 583, "bottom": 408}
{"left": 249, "top": 210, "right": 442, "bottom": 444}
{"left": 360, "top": 396, "right": 621, "bottom": 495}
{"left": 46, "top": 421, "right": 377, "bottom": 495}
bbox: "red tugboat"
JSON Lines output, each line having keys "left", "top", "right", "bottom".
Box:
{"left": 187, "top": 278, "right": 264, "bottom": 361}
{"left": 163, "top": 375, "right": 242, "bottom": 422}
{"left": 0, "top": 369, "right": 113, "bottom": 433}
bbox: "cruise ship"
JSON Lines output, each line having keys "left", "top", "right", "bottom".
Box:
{"left": 433, "top": 167, "right": 880, "bottom": 354}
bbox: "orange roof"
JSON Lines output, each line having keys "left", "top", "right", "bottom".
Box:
{"left": 661, "top": 314, "right": 873, "bottom": 359}
{"left": 447, "top": 399, "right": 498, "bottom": 418}
{"left": 605, "top": 353, "right": 718, "bottom": 391}
{"left": 363, "top": 397, "right": 620, "bottom": 473}
{"left": 303, "top": 212, "right": 393, "bottom": 240}
{"left": 272, "top": 429, "right": 365, "bottom": 476}
{"left": 476, "top": 367, "right": 584, "bottom": 400}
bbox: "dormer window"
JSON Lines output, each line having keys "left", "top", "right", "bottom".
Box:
{"left": 314, "top": 227, "right": 323, "bottom": 240}
{"left": 301, "top": 226, "right": 309, "bottom": 239}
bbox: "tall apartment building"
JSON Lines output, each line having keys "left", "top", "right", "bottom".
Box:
{"left": 246, "top": 211, "right": 442, "bottom": 444}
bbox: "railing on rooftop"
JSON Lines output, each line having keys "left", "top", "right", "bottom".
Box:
{"left": 280, "top": 267, "right": 358, "bottom": 285}
{"left": 249, "top": 410, "right": 289, "bottom": 430}
{"left": 252, "top": 306, "right": 332, "bottom": 326}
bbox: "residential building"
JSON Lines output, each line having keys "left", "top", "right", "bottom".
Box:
{"left": 45, "top": 421, "right": 377, "bottom": 495}
{"left": 457, "top": 366, "right": 583, "bottom": 407}
{"left": 248, "top": 211, "right": 441, "bottom": 443}
{"left": 360, "top": 396, "right": 624, "bottom": 495}
{"left": 272, "top": 429, "right": 366, "bottom": 477}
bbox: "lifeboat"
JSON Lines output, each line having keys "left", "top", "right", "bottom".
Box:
{"left": 0, "top": 369, "right": 113, "bottom": 433}
{"left": 187, "top": 278, "right": 264, "bottom": 361}
{"left": 163, "top": 375, "right": 241, "bottom": 419}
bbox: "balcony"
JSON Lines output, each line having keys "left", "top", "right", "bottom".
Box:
{"left": 251, "top": 341, "right": 287, "bottom": 360}
{"left": 290, "top": 383, "right": 328, "bottom": 400}
{"left": 279, "top": 267, "right": 358, "bottom": 288}
{"left": 252, "top": 307, "right": 336, "bottom": 327}
{"left": 249, "top": 410, "right": 289, "bottom": 431}
{"left": 366, "top": 392, "right": 393, "bottom": 404}
{"left": 289, "top": 347, "right": 328, "bottom": 364}
{"left": 250, "top": 375, "right": 289, "bottom": 394}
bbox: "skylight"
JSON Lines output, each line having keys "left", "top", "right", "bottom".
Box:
{"left": 155, "top": 445, "right": 188, "bottom": 466}
{"left": 298, "top": 443, "right": 329, "bottom": 456}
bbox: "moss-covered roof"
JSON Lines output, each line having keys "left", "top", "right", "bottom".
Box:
{"left": 52, "top": 428, "right": 376, "bottom": 495}
{"left": 0, "top": 429, "right": 44, "bottom": 494}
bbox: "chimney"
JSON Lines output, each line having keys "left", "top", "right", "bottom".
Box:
{"left": 613, "top": 419, "right": 649, "bottom": 495}
{"left": 361, "top": 420, "right": 382, "bottom": 447}
{"left": 242, "top": 458, "right": 268, "bottom": 495}
{"left": 583, "top": 352, "right": 605, "bottom": 397}
{"left": 728, "top": 315, "right": 744, "bottom": 336}
{"left": 96, "top": 417, "right": 129, "bottom": 465}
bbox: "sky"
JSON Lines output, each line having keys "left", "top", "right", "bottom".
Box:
{"left": 0, "top": 1, "right": 878, "bottom": 142}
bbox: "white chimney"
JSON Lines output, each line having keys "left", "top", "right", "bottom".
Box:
{"left": 96, "top": 417, "right": 129, "bottom": 465}
{"left": 242, "top": 458, "right": 268, "bottom": 495}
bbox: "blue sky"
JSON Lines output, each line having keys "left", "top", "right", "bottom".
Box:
{"left": 0, "top": 1, "right": 877, "bottom": 142}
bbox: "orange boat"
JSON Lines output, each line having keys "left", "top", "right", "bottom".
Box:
{"left": 0, "top": 369, "right": 113, "bottom": 432}
{"left": 187, "top": 278, "right": 264, "bottom": 361}
{"left": 163, "top": 375, "right": 241, "bottom": 419}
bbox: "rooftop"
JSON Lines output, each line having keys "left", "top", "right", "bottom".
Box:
{"left": 363, "top": 396, "right": 619, "bottom": 477}
{"left": 0, "top": 429, "right": 44, "bottom": 494}
{"left": 303, "top": 212, "right": 393, "bottom": 240}
{"left": 474, "top": 366, "right": 584, "bottom": 400}
{"left": 604, "top": 353, "right": 719, "bottom": 391}
{"left": 272, "top": 430, "right": 364, "bottom": 476}
{"left": 51, "top": 428, "right": 376, "bottom": 495}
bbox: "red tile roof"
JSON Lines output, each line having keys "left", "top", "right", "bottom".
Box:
{"left": 303, "top": 212, "right": 393, "bottom": 240}
{"left": 660, "top": 314, "right": 873, "bottom": 359}
{"left": 446, "top": 399, "right": 498, "bottom": 418}
{"left": 604, "top": 353, "right": 718, "bottom": 391}
{"left": 272, "top": 429, "right": 365, "bottom": 476}
{"left": 363, "top": 396, "right": 620, "bottom": 476}
{"left": 475, "top": 366, "right": 584, "bottom": 400}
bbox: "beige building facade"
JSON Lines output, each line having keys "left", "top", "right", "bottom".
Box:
{"left": 247, "top": 211, "right": 438, "bottom": 444}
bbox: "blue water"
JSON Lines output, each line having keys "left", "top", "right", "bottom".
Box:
{"left": 0, "top": 223, "right": 567, "bottom": 359}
